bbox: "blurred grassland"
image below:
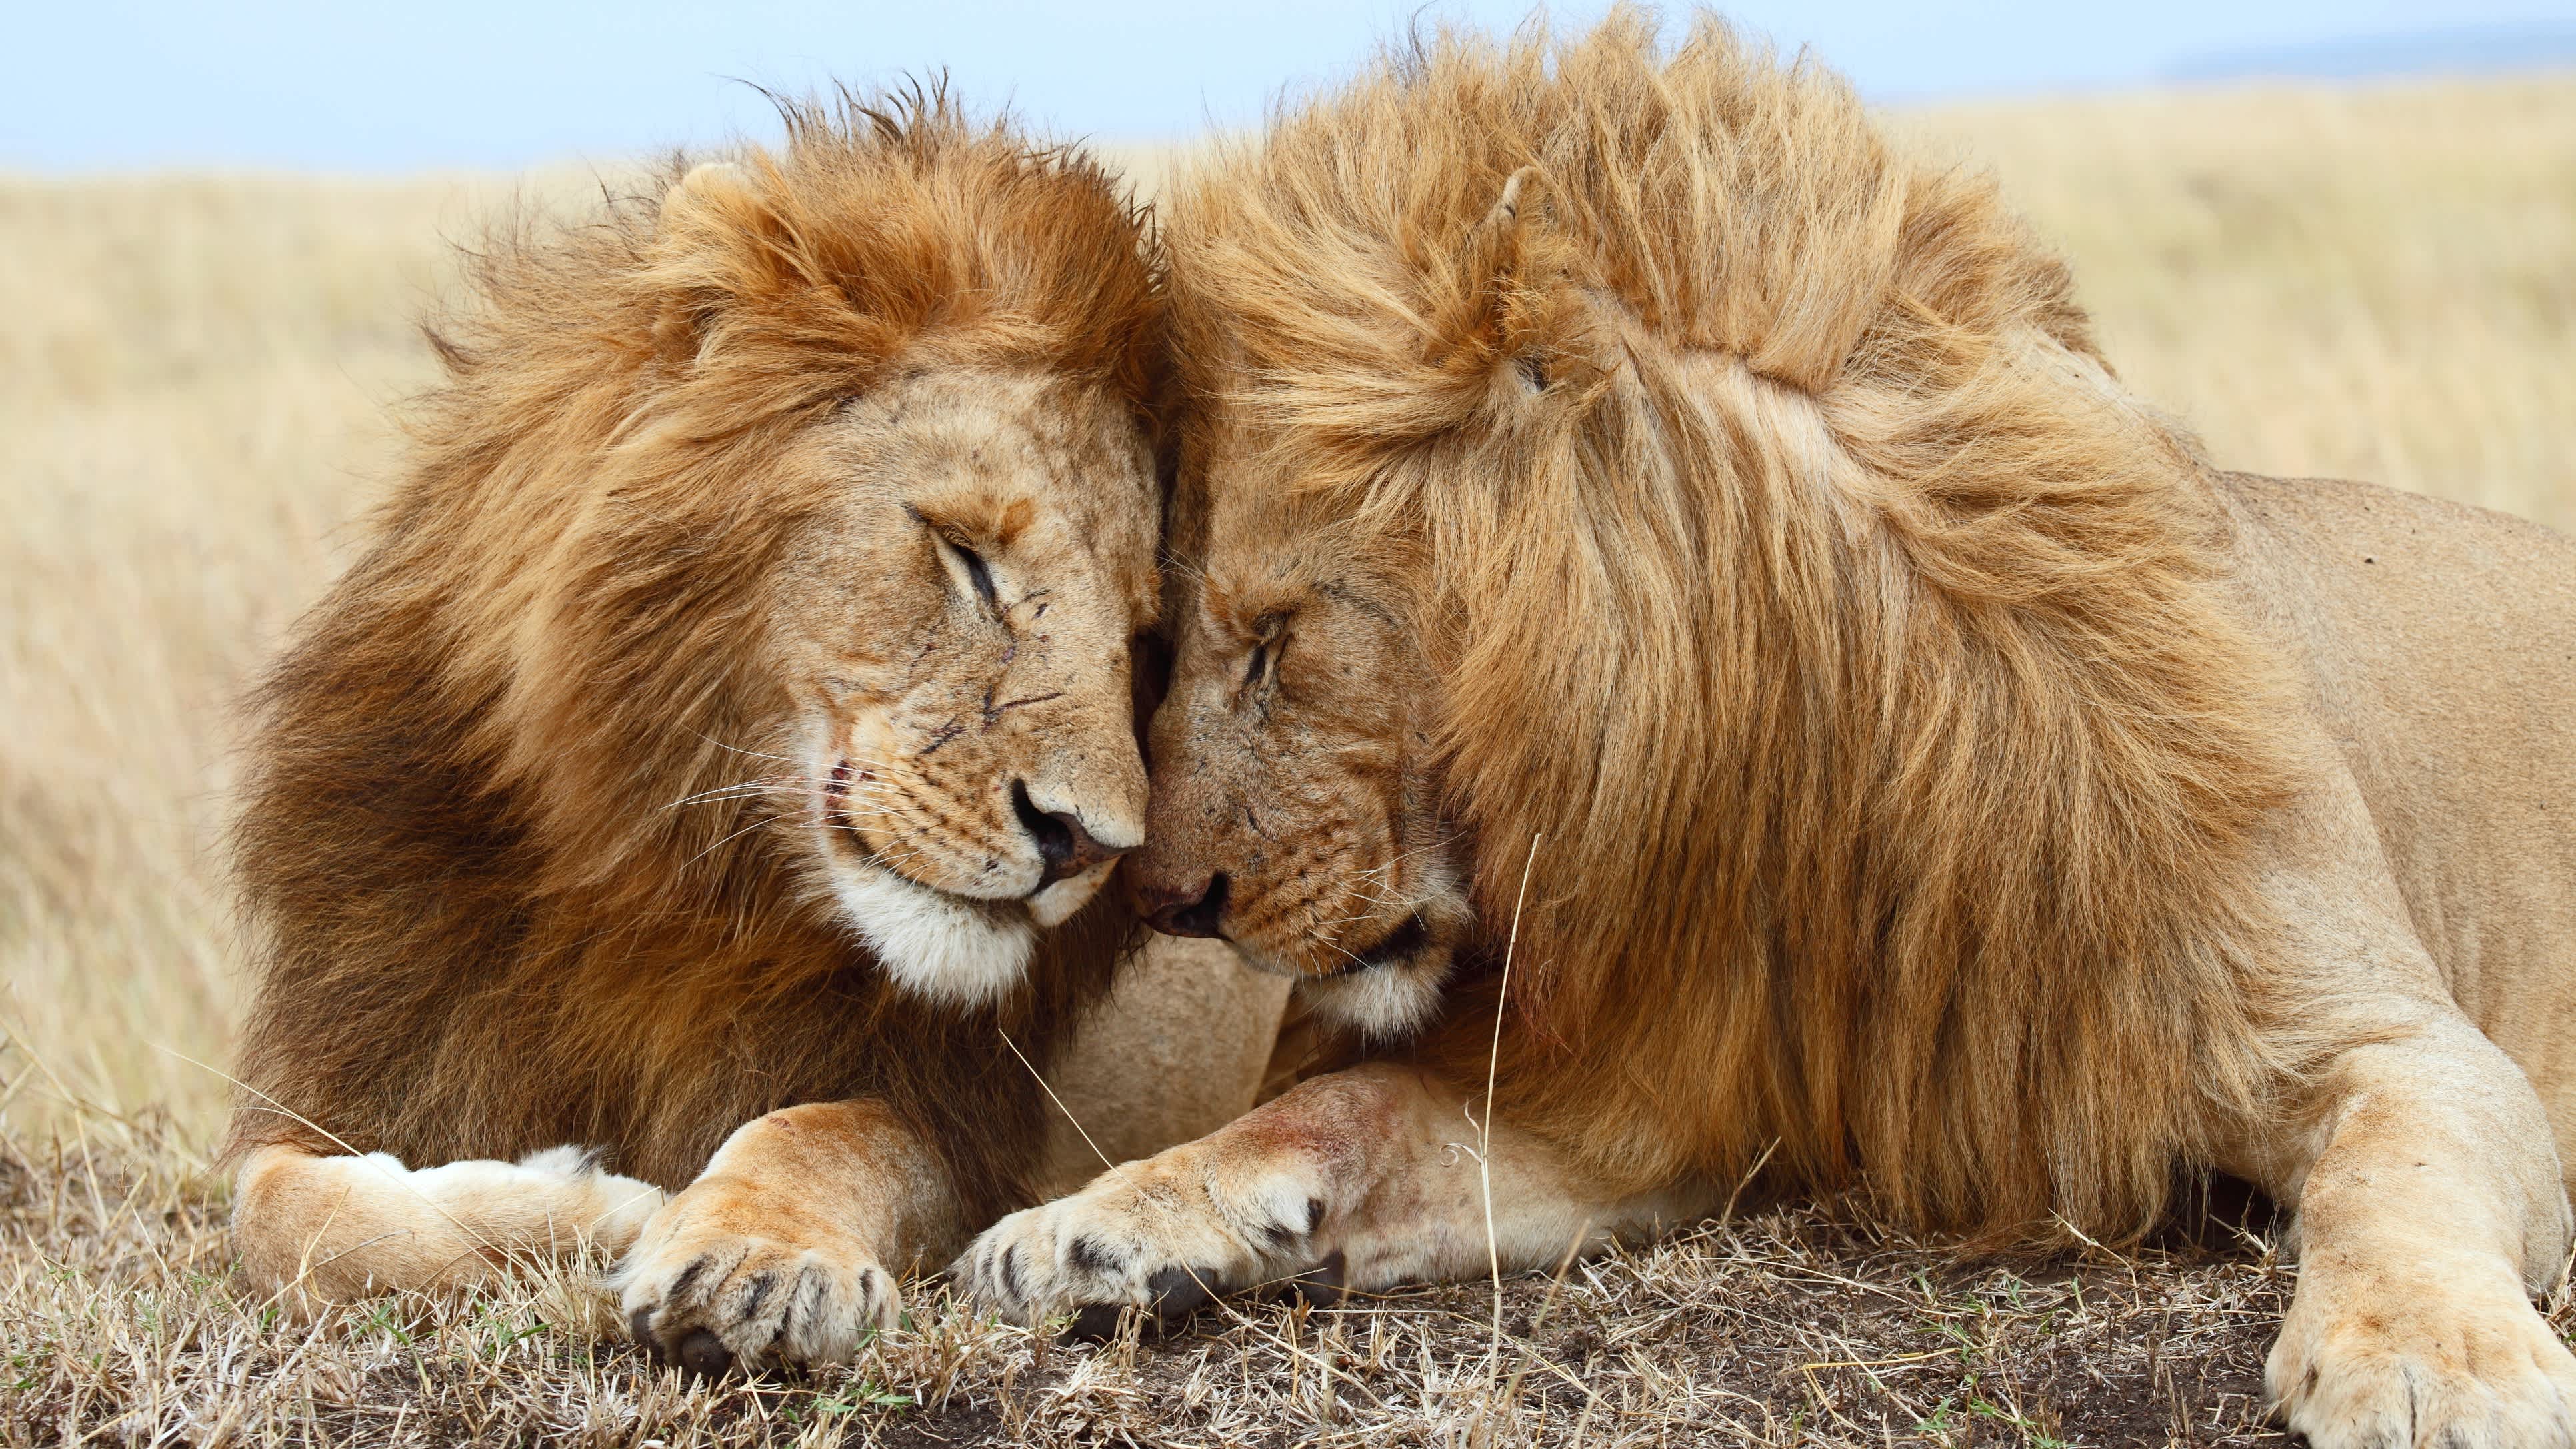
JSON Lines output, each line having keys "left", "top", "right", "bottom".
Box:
{"left": 3, "top": 74, "right": 2573, "bottom": 1136}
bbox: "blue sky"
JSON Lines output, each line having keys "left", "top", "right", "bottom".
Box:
{"left": 6, "top": 1, "right": 2572, "bottom": 171}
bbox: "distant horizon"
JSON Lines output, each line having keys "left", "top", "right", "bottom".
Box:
{"left": 6, "top": 2, "right": 2574, "bottom": 173}
{"left": 2166, "top": 18, "right": 2576, "bottom": 83}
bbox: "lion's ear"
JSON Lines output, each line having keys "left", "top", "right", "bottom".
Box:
{"left": 648, "top": 161, "right": 768, "bottom": 361}
{"left": 1437, "top": 166, "right": 1546, "bottom": 366}
{"left": 1477, "top": 167, "right": 1538, "bottom": 245}
{"left": 657, "top": 161, "right": 755, "bottom": 240}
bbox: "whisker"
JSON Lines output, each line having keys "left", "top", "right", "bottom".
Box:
{"left": 688, "top": 732, "right": 805, "bottom": 767}
{"left": 662, "top": 777, "right": 797, "bottom": 810}
{"left": 1352, "top": 833, "right": 1465, "bottom": 884}
{"left": 683, "top": 812, "right": 791, "bottom": 869}
{"left": 1307, "top": 930, "right": 1370, "bottom": 968}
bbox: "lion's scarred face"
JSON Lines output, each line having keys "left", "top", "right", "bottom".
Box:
{"left": 773, "top": 367, "right": 1157, "bottom": 1002}
{"left": 1128, "top": 473, "right": 1471, "bottom": 1040}
{"left": 1126, "top": 165, "right": 1617, "bottom": 1038}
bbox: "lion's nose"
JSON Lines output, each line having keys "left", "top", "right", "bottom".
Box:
{"left": 1134, "top": 871, "right": 1228, "bottom": 939}
{"left": 1011, "top": 781, "right": 1124, "bottom": 888}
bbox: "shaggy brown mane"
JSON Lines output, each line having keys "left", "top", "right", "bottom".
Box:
{"left": 225, "top": 91, "right": 1160, "bottom": 1223}
{"left": 1165, "top": 12, "right": 2308, "bottom": 1238}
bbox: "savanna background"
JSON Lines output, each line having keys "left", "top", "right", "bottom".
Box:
{"left": 5, "top": 3, "right": 2575, "bottom": 1442}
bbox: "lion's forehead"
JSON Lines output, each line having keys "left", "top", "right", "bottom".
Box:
{"left": 1192, "top": 482, "right": 1400, "bottom": 617}
{"left": 835, "top": 366, "right": 1161, "bottom": 614}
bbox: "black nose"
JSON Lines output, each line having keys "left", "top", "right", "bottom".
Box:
{"left": 1139, "top": 872, "right": 1228, "bottom": 938}
{"left": 1012, "top": 781, "right": 1122, "bottom": 888}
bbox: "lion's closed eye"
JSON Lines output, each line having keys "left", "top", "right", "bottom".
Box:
{"left": 946, "top": 536, "right": 1000, "bottom": 609}
{"left": 1242, "top": 613, "right": 1290, "bottom": 692}
{"left": 913, "top": 509, "right": 1002, "bottom": 613}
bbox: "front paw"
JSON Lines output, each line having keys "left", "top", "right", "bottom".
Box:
{"left": 615, "top": 1174, "right": 896, "bottom": 1374}
{"left": 2269, "top": 1263, "right": 2576, "bottom": 1448}
{"left": 957, "top": 1152, "right": 1341, "bottom": 1338}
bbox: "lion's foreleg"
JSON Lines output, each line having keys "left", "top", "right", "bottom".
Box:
{"left": 957, "top": 1061, "right": 1714, "bottom": 1331}
{"left": 2252, "top": 1012, "right": 2576, "bottom": 1448}
{"left": 614, "top": 1098, "right": 956, "bottom": 1372}
{"left": 231, "top": 1143, "right": 665, "bottom": 1316}
{"left": 2229, "top": 770, "right": 2576, "bottom": 1447}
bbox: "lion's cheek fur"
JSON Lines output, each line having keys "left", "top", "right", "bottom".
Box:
{"left": 1299, "top": 954, "right": 1453, "bottom": 1040}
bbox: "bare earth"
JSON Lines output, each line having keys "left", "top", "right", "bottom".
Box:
{"left": 6, "top": 72, "right": 2575, "bottom": 1446}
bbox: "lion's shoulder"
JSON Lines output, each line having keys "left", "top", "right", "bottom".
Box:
{"left": 2219, "top": 470, "right": 2576, "bottom": 1008}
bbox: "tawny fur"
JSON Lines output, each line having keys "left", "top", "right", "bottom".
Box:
{"left": 223, "top": 94, "right": 1163, "bottom": 1230}
{"left": 1156, "top": 12, "right": 2311, "bottom": 1240}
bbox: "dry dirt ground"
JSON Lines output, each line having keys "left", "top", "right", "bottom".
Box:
{"left": 9, "top": 1115, "right": 2341, "bottom": 1448}
{"left": 7, "top": 71, "right": 2576, "bottom": 1447}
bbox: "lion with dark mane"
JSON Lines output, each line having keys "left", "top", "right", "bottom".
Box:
{"left": 223, "top": 93, "right": 1283, "bottom": 1374}
{"left": 964, "top": 16, "right": 2576, "bottom": 1446}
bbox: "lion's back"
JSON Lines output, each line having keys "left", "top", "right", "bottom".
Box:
{"left": 2223, "top": 472, "right": 2576, "bottom": 1082}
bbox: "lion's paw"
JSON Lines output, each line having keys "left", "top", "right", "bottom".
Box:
{"left": 615, "top": 1177, "right": 896, "bottom": 1374}
{"left": 2268, "top": 1268, "right": 2576, "bottom": 1448}
{"left": 956, "top": 1154, "right": 1341, "bottom": 1338}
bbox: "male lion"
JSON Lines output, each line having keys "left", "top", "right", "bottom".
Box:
{"left": 222, "top": 96, "right": 1285, "bottom": 1374}
{"left": 963, "top": 18, "right": 2576, "bottom": 1446}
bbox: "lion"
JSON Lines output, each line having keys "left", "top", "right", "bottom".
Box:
{"left": 220, "top": 94, "right": 1287, "bottom": 1376}
{"left": 959, "top": 17, "right": 2576, "bottom": 1446}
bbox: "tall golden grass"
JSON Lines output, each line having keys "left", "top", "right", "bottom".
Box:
{"left": 3, "top": 75, "right": 2571, "bottom": 1136}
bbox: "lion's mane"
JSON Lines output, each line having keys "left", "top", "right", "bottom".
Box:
{"left": 225, "top": 93, "right": 1161, "bottom": 1222}
{"left": 1166, "top": 12, "right": 2310, "bottom": 1238}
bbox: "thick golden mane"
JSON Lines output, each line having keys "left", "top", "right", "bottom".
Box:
{"left": 226, "top": 93, "right": 1156, "bottom": 1218}
{"left": 410, "top": 90, "right": 1162, "bottom": 912}
{"left": 1167, "top": 12, "right": 2307, "bottom": 1238}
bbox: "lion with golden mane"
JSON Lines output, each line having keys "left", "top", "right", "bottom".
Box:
{"left": 963, "top": 17, "right": 2576, "bottom": 1446}
{"left": 223, "top": 95, "right": 1284, "bottom": 1375}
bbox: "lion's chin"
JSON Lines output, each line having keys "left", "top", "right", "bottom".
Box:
{"left": 829, "top": 864, "right": 1037, "bottom": 1008}
{"left": 1299, "top": 952, "right": 1451, "bottom": 1042}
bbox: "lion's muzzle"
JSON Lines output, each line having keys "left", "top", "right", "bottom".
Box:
{"left": 1011, "top": 780, "right": 1125, "bottom": 888}
{"left": 1132, "top": 868, "right": 1229, "bottom": 940}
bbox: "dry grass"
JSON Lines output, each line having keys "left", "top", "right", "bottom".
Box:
{"left": 9, "top": 1112, "right": 2320, "bottom": 1447}
{"left": 1905, "top": 73, "right": 2576, "bottom": 533}
{"left": 4, "top": 73, "right": 2573, "bottom": 1445}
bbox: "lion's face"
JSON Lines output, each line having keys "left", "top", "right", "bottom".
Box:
{"left": 1127, "top": 469, "right": 1470, "bottom": 1039}
{"left": 765, "top": 367, "right": 1159, "bottom": 1004}
{"left": 465, "top": 143, "right": 1171, "bottom": 1016}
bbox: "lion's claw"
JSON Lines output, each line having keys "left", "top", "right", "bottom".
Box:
{"left": 957, "top": 1149, "right": 1335, "bottom": 1335}
{"left": 2267, "top": 1264, "right": 2576, "bottom": 1449}
{"left": 617, "top": 1186, "right": 897, "bottom": 1372}
{"left": 676, "top": 1328, "right": 733, "bottom": 1378}
{"left": 1285, "top": 1249, "right": 1348, "bottom": 1308}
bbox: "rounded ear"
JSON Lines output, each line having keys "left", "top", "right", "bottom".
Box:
{"left": 1469, "top": 167, "right": 1543, "bottom": 281}
{"left": 1483, "top": 166, "right": 1537, "bottom": 232}
{"left": 656, "top": 161, "right": 755, "bottom": 241}
{"left": 1435, "top": 165, "right": 1547, "bottom": 364}
{"left": 647, "top": 161, "right": 767, "bottom": 361}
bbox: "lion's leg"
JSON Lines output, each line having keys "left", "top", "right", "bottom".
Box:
{"left": 615, "top": 1098, "right": 956, "bottom": 1373}
{"left": 957, "top": 1062, "right": 1713, "bottom": 1332}
{"left": 2248, "top": 1012, "right": 2576, "bottom": 1448}
{"left": 232, "top": 1143, "right": 665, "bottom": 1316}
{"left": 2235, "top": 765, "right": 2576, "bottom": 1448}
